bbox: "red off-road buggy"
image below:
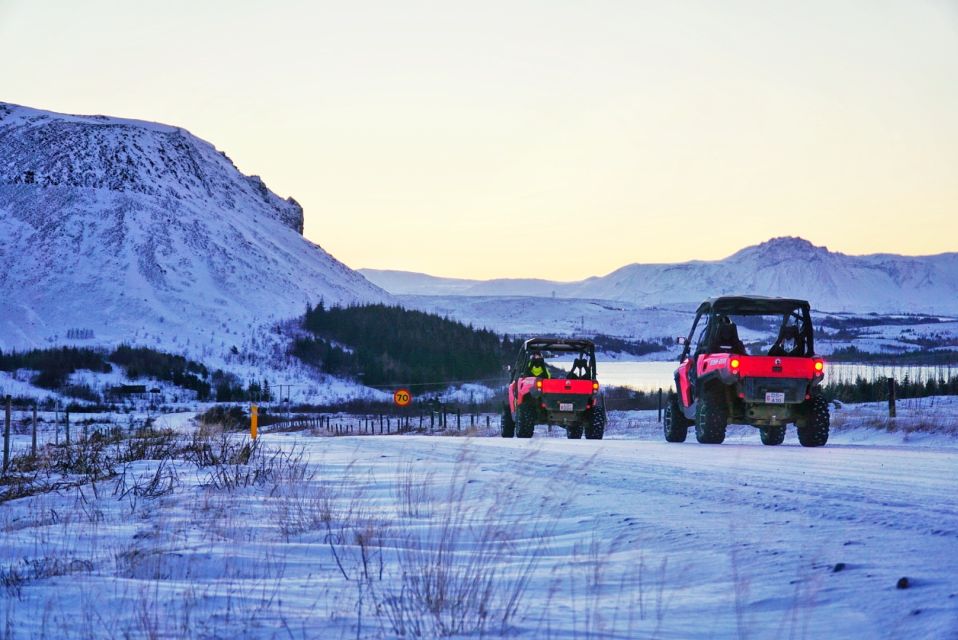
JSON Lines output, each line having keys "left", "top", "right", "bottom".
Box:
{"left": 502, "top": 337, "right": 607, "bottom": 439}
{"left": 664, "top": 296, "right": 830, "bottom": 446}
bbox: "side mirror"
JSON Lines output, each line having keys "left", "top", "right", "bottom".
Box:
{"left": 503, "top": 364, "right": 511, "bottom": 372}
{"left": 676, "top": 336, "right": 687, "bottom": 346}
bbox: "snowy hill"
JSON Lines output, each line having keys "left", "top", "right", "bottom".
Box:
{"left": 0, "top": 102, "right": 388, "bottom": 353}
{"left": 362, "top": 237, "right": 958, "bottom": 314}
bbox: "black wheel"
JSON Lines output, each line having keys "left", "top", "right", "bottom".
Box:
{"left": 695, "top": 384, "right": 728, "bottom": 444}
{"left": 663, "top": 393, "right": 690, "bottom": 443}
{"left": 516, "top": 402, "right": 536, "bottom": 438}
{"left": 760, "top": 425, "right": 786, "bottom": 446}
{"left": 566, "top": 424, "right": 583, "bottom": 439}
{"left": 501, "top": 404, "right": 515, "bottom": 438}
{"left": 797, "top": 395, "right": 829, "bottom": 447}
{"left": 584, "top": 406, "right": 606, "bottom": 440}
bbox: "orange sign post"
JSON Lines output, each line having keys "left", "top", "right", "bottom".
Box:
{"left": 251, "top": 404, "right": 259, "bottom": 439}
{"left": 393, "top": 389, "right": 412, "bottom": 407}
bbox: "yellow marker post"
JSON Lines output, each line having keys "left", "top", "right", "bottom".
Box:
{"left": 251, "top": 404, "right": 259, "bottom": 439}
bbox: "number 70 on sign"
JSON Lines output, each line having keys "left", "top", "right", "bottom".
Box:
{"left": 393, "top": 389, "right": 412, "bottom": 407}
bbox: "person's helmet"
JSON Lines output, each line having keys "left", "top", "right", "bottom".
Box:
{"left": 530, "top": 352, "right": 544, "bottom": 364}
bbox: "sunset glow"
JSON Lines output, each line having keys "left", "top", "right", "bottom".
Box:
{"left": 2, "top": 0, "right": 955, "bottom": 279}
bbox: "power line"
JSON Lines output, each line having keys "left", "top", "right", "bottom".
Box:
{"left": 360, "top": 376, "right": 509, "bottom": 390}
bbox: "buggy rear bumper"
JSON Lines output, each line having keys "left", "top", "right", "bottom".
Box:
{"left": 538, "top": 392, "right": 594, "bottom": 414}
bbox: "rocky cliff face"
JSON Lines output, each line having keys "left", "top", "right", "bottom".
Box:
{"left": 0, "top": 102, "right": 386, "bottom": 351}
{"left": 0, "top": 103, "right": 304, "bottom": 233}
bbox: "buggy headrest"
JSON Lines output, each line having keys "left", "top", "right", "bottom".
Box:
{"left": 716, "top": 322, "right": 739, "bottom": 342}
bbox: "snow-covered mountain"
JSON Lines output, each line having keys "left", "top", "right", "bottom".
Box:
{"left": 0, "top": 102, "right": 388, "bottom": 352}
{"left": 362, "top": 237, "right": 958, "bottom": 314}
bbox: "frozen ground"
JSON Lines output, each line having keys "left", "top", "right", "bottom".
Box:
{"left": 1, "top": 400, "right": 956, "bottom": 639}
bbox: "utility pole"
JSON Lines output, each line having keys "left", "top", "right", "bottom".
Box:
{"left": 274, "top": 383, "right": 294, "bottom": 419}
{"left": 888, "top": 377, "right": 897, "bottom": 418}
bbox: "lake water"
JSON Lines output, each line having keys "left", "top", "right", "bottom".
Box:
{"left": 589, "top": 360, "right": 957, "bottom": 392}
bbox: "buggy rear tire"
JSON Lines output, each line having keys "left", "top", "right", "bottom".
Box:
{"left": 664, "top": 393, "right": 690, "bottom": 443}
{"left": 501, "top": 405, "right": 515, "bottom": 438}
{"left": 566, "top": 424, "right": 583, "bottom": 439}
{"left": 584, "top": 406, "right": 606, "bottom": 439}
{"left": 695, "top": 384, "right": 728, "bottom": 444}
{"left": 797, "top": 395, "right": 830, "bottom": 447}
{"left": 760, "top": 425, "right": 786, "bottom": 446}
{"left": 516, "top": 402, "right": 536, "bottom": 438}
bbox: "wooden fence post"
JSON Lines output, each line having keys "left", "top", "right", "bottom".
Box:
{"left": 3, "top": 396, "right": 11, "bottom": 473}
{"left": 32, "top": 404, "right": 38, "bottom": 458}
{"left": 65, "top": 410, "right": 70, "bottom": 446}
{"left": 658, "top": 388, "right": 663, "bottom": 423}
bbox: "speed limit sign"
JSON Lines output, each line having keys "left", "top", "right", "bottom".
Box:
{"left": 393, "top": 388, "right": 412, "bottom": 407}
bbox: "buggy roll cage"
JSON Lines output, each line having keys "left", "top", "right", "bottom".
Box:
{"left": 678, "top": 296, "right": 815, "bottom": 362}
{"left": 511, "top": 337, "right": 597, "bottom": 382}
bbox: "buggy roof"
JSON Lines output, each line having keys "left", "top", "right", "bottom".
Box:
{"left": 699, "top": 296, "right": 811, "bottom": 316}
{"left": 522, "top": 337, "right": 595, "bottom": 353}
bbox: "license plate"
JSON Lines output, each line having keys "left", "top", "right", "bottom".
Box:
{"left": 765, "top": 392, "right": 785, "bottom": 404}
{"left": 559, "top": 402, "right": 574, "bottom": 412}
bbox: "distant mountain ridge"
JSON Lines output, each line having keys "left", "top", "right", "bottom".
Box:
{"left": 362, "top": 237, "right": 958, "bottom": 314}
{"left": 0, "top": 101, "right": 388, "bottom": 352}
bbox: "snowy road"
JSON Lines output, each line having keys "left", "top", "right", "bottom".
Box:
{"left": 3, "top": 413, "right": 956, "bottom": 639}
{"left": 273, "top": 431, "right": 958, "bottom": 638}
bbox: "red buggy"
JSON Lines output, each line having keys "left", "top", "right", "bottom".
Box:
{"left": 665, "top": 296, "right": 829, "bottom": 447}
{"left": 502, "top": 337, "right": 606, "bottom": 439}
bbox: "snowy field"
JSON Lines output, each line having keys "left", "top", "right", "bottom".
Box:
{"left": 1, "top": 401, "right": 957, "bottom": 639}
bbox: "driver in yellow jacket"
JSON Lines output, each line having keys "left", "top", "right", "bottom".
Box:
{"left": 527, "top": 353, "right": 551, "bottom": 378}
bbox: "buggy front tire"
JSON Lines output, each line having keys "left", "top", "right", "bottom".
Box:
{"left": 760, "top": 425, "right": 786, "bottom": 446}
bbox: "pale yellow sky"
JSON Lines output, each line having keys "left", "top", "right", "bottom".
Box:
{"left": 2, "top": 1, "right": 956, "bottom": 280}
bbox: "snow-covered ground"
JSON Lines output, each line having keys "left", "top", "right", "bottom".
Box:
{"left": 1, "top": 399, "right": 956, "bottom": 639}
